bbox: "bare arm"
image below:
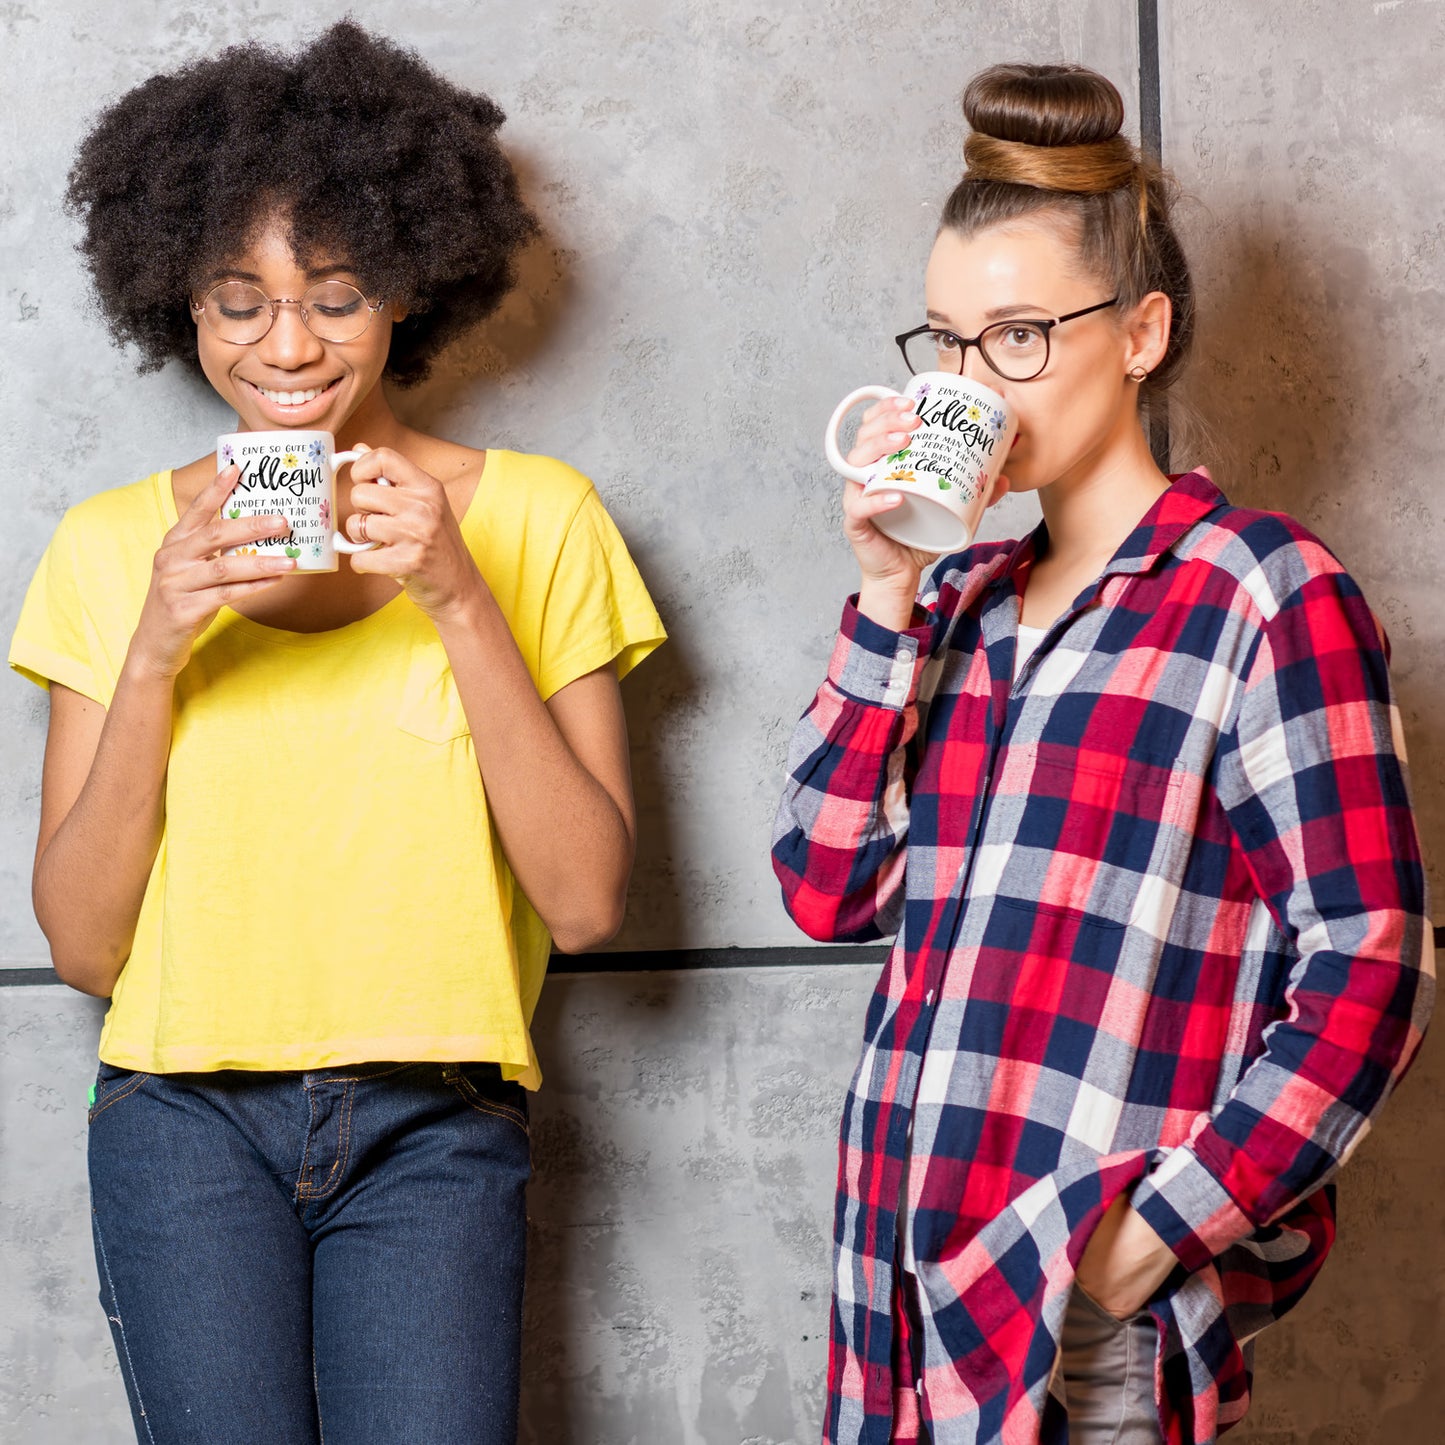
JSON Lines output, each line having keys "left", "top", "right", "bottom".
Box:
{"left": 436, "top": 597, "right": 635, "bottom": 953}
{"left": 32, "top": 467, "right": 295, "bottom": 993}
{"left": 34, "top": 676, "right": 172, "bottom": 993}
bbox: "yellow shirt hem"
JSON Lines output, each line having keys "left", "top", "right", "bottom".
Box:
{"left": 98, "top": 1033, "right": 541, "bottom": 1090}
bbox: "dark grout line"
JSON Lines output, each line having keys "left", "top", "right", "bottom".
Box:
{"left": 548, "top": 944, "right": 892, "bottom": 974}
{"left": 1137, "top": 0, "right": 1171, "bottom": 472}
{"left": 0, "top": 945, "right": 894, "bottom": 987}
{"left": 1137, "top": 0, "right": 1163, "bottom": 163}
{"left": 5, "top": 930, "right": 1442, "bottom": 986}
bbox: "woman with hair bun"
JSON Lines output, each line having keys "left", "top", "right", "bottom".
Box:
{"left": 774, "top": 62, "right": 1429, "bottom": 1444}
{"left": 10, "top": 21, "right": 663, "bottom": 1445}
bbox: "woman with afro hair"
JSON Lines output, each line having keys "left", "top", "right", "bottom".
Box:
{"left": 9, "top": 21, "right": 664, "bottom": 1445}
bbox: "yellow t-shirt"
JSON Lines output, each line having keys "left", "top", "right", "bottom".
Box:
{"left": 9, "top": 451, "right": 665, "bottom": 1088}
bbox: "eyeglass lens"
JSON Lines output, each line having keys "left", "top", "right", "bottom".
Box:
{"left": 198, "top": 281, "right": 374, "bottom": 344}
{"left": 903, "top": 321, "right": 1051, "bottom": 381}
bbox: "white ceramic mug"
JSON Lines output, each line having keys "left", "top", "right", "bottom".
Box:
{"left": 823, "top": 372, "right": 1017, "bottom": 554}
{"left": 218, "top": 429, "right": 388, "bottom": 572}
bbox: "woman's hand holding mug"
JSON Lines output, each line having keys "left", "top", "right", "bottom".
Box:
{"left": 833, "top": 391, "right": 1013, "bottom": 631}
{"left": 843, "top": 396, "right": 938, "bottom": 614}
{"left": 341, "top": 444, "right": 485, "bottom": 624}
{"left": 129, "top": 465, "right": 297, "bottom": 681}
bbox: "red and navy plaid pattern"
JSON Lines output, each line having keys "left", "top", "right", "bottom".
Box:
{"left": 773, "top": 472, "right": 1432, "bottom": 1444}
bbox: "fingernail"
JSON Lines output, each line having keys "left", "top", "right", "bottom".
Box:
{"left": 267, "top": 558, "right": 295, "bottom": 570}
{"left": 877, "top": 491, "right": 901, "bottom": 505}
{"left": 895, "top": 397, "right": 910, "bottom": 409}
{"left": 887, "top": 432, "right": 907, "bottom": 443}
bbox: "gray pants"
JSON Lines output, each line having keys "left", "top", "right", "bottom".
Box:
{"left": 1057, "top": 1285, "right": 1164, "bottom": 1443}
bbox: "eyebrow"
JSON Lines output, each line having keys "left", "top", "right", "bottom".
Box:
{"left": 197, "top": 262, "right": 359, "bottom": 288}
{"left": 926, "top": 303, "right": 1050, "bottom": 328}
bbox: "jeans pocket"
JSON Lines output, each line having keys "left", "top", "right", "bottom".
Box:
{"left": 442, "top": 1063, "right": 529, "bottom": 1137}
{"left": 1071, "top": 1280, "right": 1138, "bottom": 1332}
{"left": 88, "top": 1062, "right": 151, "bottom": 1124}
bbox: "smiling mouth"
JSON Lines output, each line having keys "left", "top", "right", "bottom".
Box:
{"left": 245, "top": 379, "right": 341, "bottom": 407}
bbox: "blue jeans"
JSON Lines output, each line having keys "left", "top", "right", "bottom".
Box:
{"left": 87, "top": 1060, "right": 531, "bottom": 1445}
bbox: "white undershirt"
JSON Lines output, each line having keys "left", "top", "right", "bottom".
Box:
{"left": 1014, "top": 623, "right": 1047, "bottom": 680}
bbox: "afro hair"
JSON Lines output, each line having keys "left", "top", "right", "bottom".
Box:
{"left": 64, "top": 20, "right": 539, "bottom": 386}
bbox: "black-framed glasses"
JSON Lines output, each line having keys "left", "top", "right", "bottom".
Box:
{"left": 191, "top": 280, "right": 387, "bottom": 345}
{"left": 895, "top": 296, "right": 1120, "bottom": 382}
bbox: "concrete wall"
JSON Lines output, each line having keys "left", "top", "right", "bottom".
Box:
{"left": 1159, "top": 6, "right": 1445, "bottom": 1438}
{"left": 3, "top": 1, "right": 1442, "bottom": 1442}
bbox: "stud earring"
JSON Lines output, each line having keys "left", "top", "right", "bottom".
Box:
{"left": 1128, "top": 365, "right": 1149, "bottom": 381}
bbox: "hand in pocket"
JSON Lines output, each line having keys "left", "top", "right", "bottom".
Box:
{"left": 1074, "top": 1193, "right": 1178, "bottom": 1320}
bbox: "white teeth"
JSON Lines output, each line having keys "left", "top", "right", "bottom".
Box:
{"left": 255, "top": 383, "right": 328, "bottom": 405}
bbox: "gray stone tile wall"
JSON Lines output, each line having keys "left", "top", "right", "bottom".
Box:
{"left": 1160, "top": 5, "right": 1445, "bottom": 1438}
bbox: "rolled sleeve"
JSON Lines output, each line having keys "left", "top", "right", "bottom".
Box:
{"left": 826, "top": 597, "right": 934, "bottom": 711}
{"left": 1130, "top": 1145, "right": 1256, "bottom": 1272}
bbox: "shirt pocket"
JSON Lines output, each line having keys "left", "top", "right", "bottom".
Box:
{"left": 395, "top": 638, "right": 471, "bottom": 744}
{"left": 995, "top": 751, "right": 1190, "bottom": 932}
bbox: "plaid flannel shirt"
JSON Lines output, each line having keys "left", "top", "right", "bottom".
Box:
{"left": 772, "top": 472, "right": 1432, "bottom": 1444}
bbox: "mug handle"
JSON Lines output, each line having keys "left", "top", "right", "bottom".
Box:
{"left": 331, "top": 447, "right": 391, "bottom": 554}
{"left": 823, "top": 385, "right": 904, "bottom": 484}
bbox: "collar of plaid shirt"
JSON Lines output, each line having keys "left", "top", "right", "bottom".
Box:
{"left": 774, "top": 471, "right": 1431, "bottom": 1445}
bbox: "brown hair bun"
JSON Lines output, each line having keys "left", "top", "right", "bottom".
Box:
{"left": 963, "top": 63, "right": 1124, "bottom": 147}
{"left": 938, "top": 61, "right": 1195, "bottom": 399}
{"left": 961, "top": 63, "right": 1135, "bottom": 193}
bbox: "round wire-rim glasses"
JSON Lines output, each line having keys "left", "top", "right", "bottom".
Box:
{"left": 191, "top": 280, "right": 387, "bottom": 345}
{"left": 894, "top": 296, "right": 1120, "bottom": 382}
